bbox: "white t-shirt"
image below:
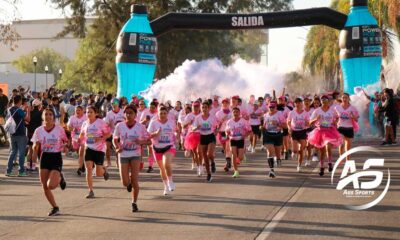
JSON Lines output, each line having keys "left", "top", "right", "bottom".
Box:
{"left": 148, "top": 118, "right": 176, "bottom": 148}
{"left": 104, "top": 109, "right": 125, "bottom": 133}
{"left": 114, "top": 122, "right": 148, "bottom": 158}
{"left": 81, "top": 119, "right": 110, "bottom": 152}
{"left": 194, "top": 114, "right": 217, "bottom": 135}
{"left": 310, "top": 107, "right": 338, "bottom": 128}
{"left": 287, "top": 110, "right": 310, "bottom": 131}
{"left": 225, "top": 118, "right": 251, "bottom": 140}
{"left": 335, "top": 105, "right": 359, "bottom": 128}
{"left": 31, "top": 125, "right": 67, "bottom": 153}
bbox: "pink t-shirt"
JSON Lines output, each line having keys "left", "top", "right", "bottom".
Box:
{"left": 140, "top": 109, "right": 157, "bottom": 127}
{"left": 215, "top": 109, "right": 232, "bottom": 132}
{"left": 31, "top": 125, "right": 67, "bottom": 153}
{"left": 225, "top": 118, "right": 251, "bottom": 140}
{"left": 335, "top": 105, "right": 359, "bottom": 128}
{"left": 114, "top": 122, "right": 148, "bottom": 158}
{"left": 81, "top": 118, "right": 110, "bottom": 152}
{"left": 67, "top": 115, "right": 87, "bottom": 140}
{"left": 263, "top": 111, "right": 286, "bottom": 133}
{"left": 104, "top": 109, "right": 125, "bottom": 133}
{"left": 249, "top": 108, "right": 263, "bottom": 126}
{"left": 136, "top": 108, "right": 147, "bottom": 122}
{"left": 311, "top": 107, "right": 338, "bottom": 128}
{"left": 184, "top": 112, "right": 201, "bottom": 133}
{"left": 287, "top": 110, "right": 310, "bottom": 131}
{"left": 148, "top": 118, "right": 176, "bottom": 148}
{"left": 279, "top": 106, "right": 291, "bottom": 119}
{"left": 194, "top": 114, "right": 217, "bottom": 135}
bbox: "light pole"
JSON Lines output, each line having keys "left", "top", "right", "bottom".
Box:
{"left": 32, "top": 56, "right": 37, "bottom": 91}
{"left": 58, "top": 69, "right": 63, "bottom": 83}
{"left": 45, "top": 65, "right": 49, "bottom": 90}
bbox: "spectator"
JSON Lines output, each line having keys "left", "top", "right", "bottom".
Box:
{"left": 379, "top": 88, "right": 398, "bottom": 145}
{"left": 5, "top": 95, "right": 30, "bottom": 177}
{"left": 0, "top": 88, "right": 9, "bottom": 124}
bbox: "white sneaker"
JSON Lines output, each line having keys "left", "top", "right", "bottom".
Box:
{"left": 251, "top": 147, "right": 255, "bottom": 153}
{"left": 247, "top": 145, "right": 252, "bottom": 152}
{"left": 191, "top": 163, "right": 195, "bottom": 170}
{"left": 312, "top": 155, "right": 319, "bottom": 162}
{"left": 168, "top": 181, "right": 175, "bottom": 191}
{"left": 305, "top": 160, "right": 310, "bottom": 167}
{"left": 197, "top": 166, "right": 202, "bottom": 177}
{"left": 297, "top": 166, "right": 301, "bottom": 172}
{"left": 163, "top": 187, "right": 171, "bottom": 196}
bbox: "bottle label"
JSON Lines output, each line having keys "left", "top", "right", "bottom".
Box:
{"left": 339, "top": 25, "right": 382, "bottom": 59}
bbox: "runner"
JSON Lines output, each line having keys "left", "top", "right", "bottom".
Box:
{"left": 215, "top": 98, "right": 232, "bottom": 172}
{"left": 335, "top": 93, "right": 359, "bottom": 160}
{"left": 79, "top": 106, "right": 111, "bottom": 198}
{"left": 277, "top": 96, "right": 291, "bottom": 160}
{"left": 226, "top": 107, "right": 251, "bottom": 178}
{"left": 140, "top": 101, "right": 158, "bottom": 173}
{"left": 148, "top": 106, "right": 177, "bottom": 195}
{"left": 193, "top": 102, "right": 218, "bottom": 182}
{"left": 183, "top": 101, "right": 202, "bottom": 176}
{"left": 67, "top": 105, "right": 87, "bottom": 175}
{"left": 104, "top": 98, "right": 125, "bottom": 168}
{"left": 303, "top": 96, "right": 315, "bottom": 165}
{"left": 263, "top": 100, "right": 286, "bottom": 178}
{"left": 113, "top": 106, "right": 150, "bottom": 212}
{"left": 31, "top": 108, "right": 68, "bottom": 216}
{"left": 287, "top": 97, "right": 310, "bottom": 172}
{"left": 248, "top": 102, "right": 263, "bottom": 153}
{"left": 308, "top": 95, "right": 343, "bottom": 176}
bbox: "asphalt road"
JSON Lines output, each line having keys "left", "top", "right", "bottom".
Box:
{"left": 0, "top": 139, "right": 399, "bottom": 240}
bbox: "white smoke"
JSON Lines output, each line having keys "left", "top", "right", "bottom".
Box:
{"left": 384, "top": 61, "right": 400, "bottom": 91}
{"left": 142, "top": 58, "right": 285, "bottom": 103}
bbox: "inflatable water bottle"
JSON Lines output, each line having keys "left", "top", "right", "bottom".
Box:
{"left": 116, "top": 4, "right": 157, "bottom": 98}
{"left": 339, "top": 0, "right": 382, "bottom": 94}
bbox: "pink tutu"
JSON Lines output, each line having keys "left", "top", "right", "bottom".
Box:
{"left": 184, "top": 132, "right": 200, "bottom": 150}
{"left": 307, "top": 127, "right": 343, "bottom": 148}
{"left": 217, "top": 132, "right": 228, "bottom": 145}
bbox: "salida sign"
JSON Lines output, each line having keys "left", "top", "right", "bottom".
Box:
{"left": 331, "top": 146, "right": 391, "bottom": 210}
{"left": 231, "top": 16, "right": 264, "bottom": 27}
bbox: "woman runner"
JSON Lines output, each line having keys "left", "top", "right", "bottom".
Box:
{"left": 113, "top": 106, "right": 150, "bottom": 212}
{"left": 31, "top": 108, "right": 68, "bottom": 216}
{"left": 225, "top": 107, "right": 251, "bottom": 178}
{"left": 67, "top": 105, "right": 87, "bottom": 175}
{"left": 79, "top": 106, "right": 111, "bottom": 198}
{"left": 148, "top": 106, "right": 177, "bottom": 195}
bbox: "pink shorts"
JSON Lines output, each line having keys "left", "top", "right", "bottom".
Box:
{"left": 153, "top": 148, "right": 176, "bottom": 161}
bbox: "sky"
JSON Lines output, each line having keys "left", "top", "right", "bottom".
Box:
{"left": 10, "top": 0, "right": 400, "bottom": 73}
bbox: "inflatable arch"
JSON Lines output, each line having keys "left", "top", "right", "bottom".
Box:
{"left": 116, "top": 0, "right": 382, "bottom": 98}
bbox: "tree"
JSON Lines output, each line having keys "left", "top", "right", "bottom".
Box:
{"left": 51, "top": 0, "right": 292, "bottom": 92}
{"left": 0, "top": 0, "right": 20, "bottom": 50}
{"left": 12, "top": 48, "right": 70, "bottom": 81}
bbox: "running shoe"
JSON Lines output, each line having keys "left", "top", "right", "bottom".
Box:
{"left": 223, "top": 164, "right": 229, "bottom": 172}
{"left": 380, "top": 141, "right": 388, "bottom": 146}
{"left": 168, "top": 181, "right": 176, "bottom": 191}
{"left": 277, "top": 159, "right": 282, "bottom": 167}
{"left": 86, "top": 190, "right": 95, "bottom": 199}
{"left": 305, "top": 160, "right": 310, "bottom": 167}
{"left": 60, "top": 173, "right": 67, "bottom": 190}
{"left": 191, "top": 162, "right": 195, "bottom": 170}
{"left": 328, "top": 163, "right": 333, "bottom": 172}
{"left": 226, "top": 159, "right": 231, "bottom": 169}
{"left": 77, "top": 168, "right": 82, "bottom": 176}
{"left": 197, "top": 166, "right": 202, "bottom": 177}
{"left": 132, "top": 202, "right": 139, "bottom": 212}
{"left": 284, "top": 151, "right": 289, "bottom": 160}
{"left": 319, "top": 168, "right": 325, "bottom": 177}
{"left": 247, "top": 145, "right": 252, "bottom": 152}
{"left": 312, "top": 154, "right": 319, "bottom": 162}
{"left": 127, "top": 182, "right": 132, "bottom": 192}
{"left": 251, "top": 147, "right": 255, "bottom": 153}
{"left": 232, "top": 171, "right": 240, "bottom": 178}
{"left": 211, "top": 161, "right": 216, "bottom": 173}
{"left": 48, "top": 207, "right": 60, "bottom": 216}
{"left": 236, "top": 158, "right": 241, "bottom": 165}
{"left": 269, "top": 170, "right": 276, "bottom": 178}
{"left": 207, "top": 174, "right": 212, "bottom": 182}
{"left": 147, "top": 166, "right": 154, "bottom": 173}
{"left": 103, "top": 170, "right": 110, "bottom": 181}
{"left": 18, "top": 172, "right": 28, "bottom": 177}
{"left": 297, "top": 165, "right": 301, "bottom": 173}
{"left": 5, "top": 172, "right": 14, "bottom": 177}
{"left": 163, "top": 187, "right": 171, "bottom": 196}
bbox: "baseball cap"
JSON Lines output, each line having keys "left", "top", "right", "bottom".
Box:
{"left": 221, "top": 98, "right": 229, "bottom": 104}
{"left": 192, "top": 101, "right": 200, "bottom": 107}
{"left": 32, "top": 99, "right": 42, "bottom": 107}
{"left": 111, "top": 98, "right": 120, "bottom": 105}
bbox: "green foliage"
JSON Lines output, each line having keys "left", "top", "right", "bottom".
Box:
{"left": 51, "top": 0, "right": 292, "bottom": 92}
{"left": 12, "top": 47, "right": 69, "bottom": 81}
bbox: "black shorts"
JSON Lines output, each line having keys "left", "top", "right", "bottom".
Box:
{"left": 200, "top": 133, "right": 216, "bottom": 145}
{"left": 40, "top": 152, "right": 63, "bottom": 172}
{"left": 85, "top": 148, "right": 105, "bottom": 165}
{"left": 263, "top": 131, "right": 283, "bottom": 146}
{"left": 306, "top": 127, "right": 313, "bottom": 133}
{"left": 282, "top": 128, "right": 289, "bottom": 137}
{"left": 291, "top": 129, "right": 308, "bottom": 141}
{"left": 106, "top": 136, "right": 113, "bottom": 142}
{"left": 338, "top": 127, "right": 354, "bottom": 139}
{"left": 230, "top": 139, "right": 245, "bottom": 149}
{"left": 251, "top": 125, "right": 261, "bottom": 137}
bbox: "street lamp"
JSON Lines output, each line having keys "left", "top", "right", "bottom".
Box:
{"left": 45, "top": 65, "right": 49, "bottom": 90}
{"left": 32, "top": 56, "right": 37, "bottom": 91}
{"left": 58, "top": 68, "right": 63, "bottom": 80}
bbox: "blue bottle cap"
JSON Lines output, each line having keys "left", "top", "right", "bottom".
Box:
{"left": 351, "top": 0, "right": 367, "bottom": 7}
{"left": 131, "top": 4, "right": 147, "bottom": 14}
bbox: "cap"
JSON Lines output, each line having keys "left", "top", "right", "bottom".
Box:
{"left": 294, "top": 97, "right": 303, "bottom": 103}
{"left": 131, "top": 4, "right": 147, "bottom": 14}
{"left": 32, "top": 99, "right": 42, "bottom": 107}
{"left": 222, "top": 98, "right": 230, "bottom": 104}
{"left": 231, "top": 95, "right": 239, "bottom": 100}
{"left": 278, "top": 96, "right": 285, "bottom": 100}
{"left": 303, "top": 95, "right": 312, "bottom": 100}
{"left": 321, "top": 95, "right": 329, "bottom": 100}
{"left": 192, "top": 101, "right": 200, "bottom": 107}
{"left": 111, "top": 98, "right": 120, "bottom": 105}
{"left": 269, "top": 101, "right": 277, "bottom": 108}
{"left": 351, "top": 0, "right": 367, "bottom": 7}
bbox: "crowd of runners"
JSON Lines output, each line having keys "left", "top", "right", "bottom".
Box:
{"left": 1, "top": 85, "right": 399, "bottom": 216}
